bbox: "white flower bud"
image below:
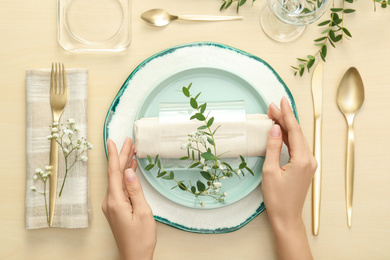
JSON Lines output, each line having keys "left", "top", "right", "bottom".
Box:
{"left": 47, "top": 135, "right": 53, "bottom": 140}
{"left": 204, "top": 190, "right": 210, "bottom": 195}
{"left": 200, "top": 201, "right": 205, "bottom": 208}
{"left": 223, "top": 192, "right": 228, "bottom": 197}
{"left": 67, "top": 118, "right": 75, "bottom": 125}
{"left": 181, "top": 143, "right": 187, "bottom": 150}
{"left": 87, "top": 142, "right": 93, "bottom": 150}
{"left": 51, "top": 127, "right": 58, "bottom": 133}
{"left": 30, "top": 186, "right": 37, "bottom": 191}
{"left": 213, "top": 182, "right": 222, "bottom": 188}
{"left": 52, "top": 133, "right": 59, "bottom": 138}
{"left": 45, "top": 165, "right": 52, "bottom": 171}
{"left": 203, "top": 166, "right": 209, "bottom": 171}
{"left": 237, "top": 170, "right": 242, "bottom": 175}
{"left": 35, "top": 168, "right": 42, "bottom": 174}
{"left": 214, "top": 189, "right": 220, "bottom": 194}
{"left": 52, "top": 122, "right": 59, "bottom": 127}
{"left": 33, "top": 175, "right": 38, "bottom": 180}
{"left": 64, "top": 129, "right": 74, "bottom": 136}
{"left": 63, "top": 137, "right": 71, "bottom": 146}
{"left": 63, "top": 148, "right": 69, "bottom": 154}
{"left": 200, "top": 158, "right": 205, "bottom": 165}
{"left": 81, "top": 155, "right": 88, "bottom": 162}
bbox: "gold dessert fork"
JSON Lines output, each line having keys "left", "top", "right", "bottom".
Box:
{"left": 49, "top": 63, "right": 68, "bottom": 227}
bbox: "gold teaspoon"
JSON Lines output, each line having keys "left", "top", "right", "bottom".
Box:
{"left": 336, "top": 67, "right": 365, "bottom": 227}
{"left": 140, "top": 9, "right": 243, "bottom": 27}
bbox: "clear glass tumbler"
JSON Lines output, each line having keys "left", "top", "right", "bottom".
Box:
{"left": 58, "top": 0, "right": 131, "bottom": 52}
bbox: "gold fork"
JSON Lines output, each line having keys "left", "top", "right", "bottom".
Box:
{"left": 49, "top": 63, "right": 68, "bottom": 227}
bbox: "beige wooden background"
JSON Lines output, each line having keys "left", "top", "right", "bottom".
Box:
{"left": 0, "top": 0, "right": 389, "bottom": 259}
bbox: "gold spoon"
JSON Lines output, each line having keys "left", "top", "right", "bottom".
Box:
{"left": 140, "top": 9, "right": 243, "bottom": 27}
{"left": 336, "top": 67, "right": 365, "bottom": 227}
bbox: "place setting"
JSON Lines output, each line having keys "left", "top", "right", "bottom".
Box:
{"left": 25, "top": 0, "right": 366, "bottom": 237}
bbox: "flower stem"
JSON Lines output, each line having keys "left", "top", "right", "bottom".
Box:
{"left": 44, "top": 181, "right": 49, "bottom": 224}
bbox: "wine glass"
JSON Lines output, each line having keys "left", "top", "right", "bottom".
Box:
{"left": 260, "top": 0, "right": 330, "bottom": 42}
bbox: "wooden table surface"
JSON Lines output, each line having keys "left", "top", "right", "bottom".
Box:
{"left": 1, "top": 0, "right": 389, "bottom": 259}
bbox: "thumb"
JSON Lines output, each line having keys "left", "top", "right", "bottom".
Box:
{"left": 124, "top": 168, "right": 149, "bottom": 212}
{"left": 263, "top": 124, "right": 283, "bottom": 173}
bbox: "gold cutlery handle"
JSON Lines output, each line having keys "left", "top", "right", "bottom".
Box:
{"left": 346, "top": 122, "right": 355, "bottom": 227}
{"left": 312, "top": 117, "right": 322, "bottom": 236}
{"left": 177, "top": 15, "right": 243, "bottom": 21}
{"left": 49, "top": 138, "right": 59, "bottom": 226}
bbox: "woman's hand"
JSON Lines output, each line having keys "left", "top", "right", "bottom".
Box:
{"left": 262, "top": 97, "right": 316, "bottom": 260}
{"left": 102, "top": 137, "right": 157, "bottom": 260}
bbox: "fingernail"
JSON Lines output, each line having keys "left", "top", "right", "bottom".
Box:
{"left": 125, "top": 169, "right": 136, "bottom": 183}
{"left": 270, "top": 124, "right": 281, "bottom": 138}
{"left": 106, "top": 138, "right": 111, "bottom": 147}
{"left": 282, "top": 96, "right": 289, "bottom": 105}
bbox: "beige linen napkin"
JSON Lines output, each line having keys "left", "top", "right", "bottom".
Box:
{"left": 25, "top": 68, "right": 91, "bottom": 229}
{"left": 134, "top": 114, "right": 273, "bottom": 158}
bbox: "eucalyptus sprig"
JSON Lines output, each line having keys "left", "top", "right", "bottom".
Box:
{"left": 144, "top": 83, "right": 253, "bottom": 207}
{"left": 220, "top": 0, "right": 256, "bottom": 13}
{"left": 373, "top": 0, "right": 390, "bottom": 9}
{"left": 292, "top": 0, "right": 355, "bottom": 76}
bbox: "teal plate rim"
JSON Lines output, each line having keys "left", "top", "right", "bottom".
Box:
{"left": 103, "top": 41, "right": 298, "bottom": 234}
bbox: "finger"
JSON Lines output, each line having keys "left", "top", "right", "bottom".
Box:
{"left": 124, "top": 168, "right": 150, "bottom": 214}
{"left": 268, "top": 103, "right": 289, "bottom": 146}
{"left": 119, "top": 137, "right": 132, "bottom": 173}
{"left": 280, "top": 97, "right": 307, "bottom": 156}
{"left": 129, "top": 158, "right": 138, "bottom": 172}
{"left": 263, "top": 125, "right": 283, "bottom": 176}
{"left": 107, "top": 139, "right": 125, "bottom": 198}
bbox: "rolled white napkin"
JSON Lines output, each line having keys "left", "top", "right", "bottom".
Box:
{"left": 134, "top": 114, "right": 273, "bottom": 158}
{"left": 25, "top": 68, "right": 91, "bottom": 229}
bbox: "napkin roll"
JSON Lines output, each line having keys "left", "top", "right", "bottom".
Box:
{"left": 134, "top": 114, "right": 273, "bottom": 159}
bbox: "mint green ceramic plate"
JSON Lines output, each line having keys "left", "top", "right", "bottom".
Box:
{"left": 104, "top": 42, "right": 297, "bottom": 233}
{"left": 135, "top": 66, "right": 269, "bottom": 209}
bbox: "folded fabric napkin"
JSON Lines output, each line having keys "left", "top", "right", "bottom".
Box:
{"left": 134, "top": 114, "right": 273, "bottom": 158}
{"left": 25, "top": 68, "right": 91, "bottom": 229}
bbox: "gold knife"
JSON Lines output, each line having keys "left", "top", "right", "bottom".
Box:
{"left": 311, "top": 61, "right": 323, "bottom": 236}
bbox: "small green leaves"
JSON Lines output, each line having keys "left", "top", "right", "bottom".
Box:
{"left": 201, "top": 151, "right": 215, "bottom": 161}
{"left": 178, "top": 182, "right": 187, "bottom": 191}
{"left": 190, "top": 98, "right": 198, "bottom": 109}
{"left": 197, "top": 180, "right": 206, "bottom": 192}
{"left": 145, "top": 164, "right": 154, "bottom": 171}
{"left": 207, "top": 117, "right": 214, "bottom": 127}
{"left": 220, "top": 0, "right": 255, "bottom": 13}
{"left": 293, "top": 0, "right": 355, "bottom": 77}
{"left": 200, "top": 171, "right": 212, "bottom": 180}
{"left": 182, "top": 87, "right": 190, "bottom": 97}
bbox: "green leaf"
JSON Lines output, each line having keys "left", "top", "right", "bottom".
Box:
{"left": 197, "top": 125, "right": 208, "bottom": 130}
{"left": 330, "top": 8, "right": 343, "bottom": 12}
{"left": 200, "top": 171, "right": 212, "bottom": 181}
{"left": 182, "top": 87, "right": 190, "bottom": 97}
{"left": 194, "top": 92, "right": 201, "bottom": 100}
{"left": 207, "top": 137, "right": 215, "bottom": 146}
{"left": 239, "top": 162, "right": 247, "bottom": 169}
{"left": 314, "top": 37, "right": 327, "bottom": 42}
{"left": 334, "top": 34, "right": 342, "bottom": 42}
{"left": 240, "top": 155, "right": 245, "bottom": 163}
{"left": 170, "top": 185, "right": 178, "bottom": 190}
{"left": 190, "top": 162, "right": 200, "bottom": 168}
{"left": 342, "top": 27, "right": 352, "bottom": 37}
{"left": 297, "top": 58, "right": 307, "bottom": 62}
{"left": 147, "top": 155, "right": 152, "bottom": 163}
{"left": 191, "top": 186, "right": 196, "bottom": 193}
{"left": 154, "top": 154, "right": 159, "bottom": 164}
{"left": 318, "top": 20, "right": 331, "bottom": 26}
{"left": 157, "top": 171, "right": 167, "bottom": 178}
{"left": 239, "top": 0, "right": 247, "bottom": 6}
{"left": 157, "top": 159, "right": 162, "bottom": 168}
{"left": 212, "top": 125, "right": 221, "bottom": 135}
{"left": 201, "top": 152, "right": 215, "bottom": 161}
{"left": 245, "top": 166, "right": 255, "bottom": 176}
{"left": 207, "top": 117, "right": 214, "bottom": 127}
{"left": 190, "top": 98, "right": 198, "bottom": 109}
{"left": 307, "top": 55, "right": 315, "bottom": 60}
{"left": 194, "top": 113, "right": 205, "bottom": 121}
{"left": 321, "top": 45, "right": 327, "bottom": 57}
{"left": 220, "top": 2, "right": 226, "bottom": 11}
{"left": 197, "top": 180, "right": 206, "bottom": 192}
{"left": 178, "top": 182, "right": 187, "bottom": 191}
{"left": 344, "top": 9, "right": 355, "bottom": 13}
{"left": 226, "top": 0, "right": 233, "bottom": 9}
{"left": 307, "top": 58, "right": 315, "bottom": 71}
{"left": 187, "top": 82, "right": 192, "bottom": 90}
{"left": 329, "top": 30, "right": 336, "bottom": 41}
{"left": 180, "top": 156, "right": 190, "bottom": 160}
{"left": 200, "top": 103, "right": 207, "bottom": 113}
{"left": 145, "top": 164, "right": 154, "bottom": 171}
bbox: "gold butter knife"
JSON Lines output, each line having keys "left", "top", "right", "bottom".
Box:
{"left": 49, "top": 63, "right": 68, "bottom": 226}
{"left": 311, "top": 61, "right": 323, "bottom": 236}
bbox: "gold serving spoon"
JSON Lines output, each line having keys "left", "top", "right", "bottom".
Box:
{"left": 336, "top": 67, "right": 365, "bottom": 227}
{"left": 140, "top": 9, "right": 243, "bottom": 27}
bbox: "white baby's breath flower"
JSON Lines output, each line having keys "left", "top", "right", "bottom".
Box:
{"left": 63, "top": 148, "right": 69, "bottom": 154}
{"left": 45, "top": 165, "right": 52, "bottom": 171}
{"left": 213, "top": 182, "right": 222, "bottom": 188}
{"left": 63, "top": 137, "right": 71, "bottom": 146}
{"left": 33, "top": 175, "right": 38, "bottom": 180}
{"left": 214, "top": 189, "right": 220, "bottom": 194}
{"left": 236, "top": 169, "right": 242, "bottom": 175}
{"left": 52, "top": 122, "right": 59, "bottom": 127}
{"left": 200, "top": 158, "right": 205, "bottom": 165}
{"left": 35, "top": 168, "right": 42, "bottom": 174}
{"left": 42, "top": 173, "right": 49, "bottom": 178}
{"left": 181, "top": 143, "right": 187, "bottom": 150}
{"left": 73, "top": 125, "right": 79, "bottom": 132}
{"left": 200, "top": 201, "right": 205, "bottom": 208}
{"left": 67, "top": 118, "right": 75, "bottom": 125}
{"left": 81, "top": 155, "right": 88, "bottom": 162}
{"left": 51, "top": 127, "right": 58, "bottom": 133}
{"left": 203, "top": 190, "right": 210, "bottom": 195}
{"left": 219, "top": 197, "right": 225, "bottom": 202}
{"left": 86, "top": 142, "right": 93, "bottom": 150}
{"left": 64, "top": 129, "right": 74, "bottom": 136}
{"left": 219, "top": 164, "right": 226, "bottom": 170}
{"left": 201, "top": 135, "right": 207, "bottom": 142}
{"left": 30, "top": 186, "right": 37, "bottom": 191}
{"left": 223, "top": 192, "right": 228, "bottom": 197}
{"left": 47, "top": 135, "right": 53, "bottom": 140}
{"left": 221, "top": 176, "right": 226, "bottom": 180}
{"left": 52, "top": 133, "right": 59, "bottom": 138}
{"left": 203, "top": 165, "right": 209, "bottom": 171}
